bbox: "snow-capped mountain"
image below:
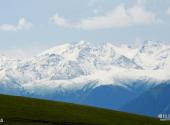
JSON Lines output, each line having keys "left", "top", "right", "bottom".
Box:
{"left": 134, "top": 41, "right": 170, "bottom": 70}
{"left": 0, "top": 55, "right": 19, "bottom": 70}
{"left": 0, "top": 40, "right": 170, "bottom": 95}
{"left": 1, "top": 40, "right": 170, "bottom": 117}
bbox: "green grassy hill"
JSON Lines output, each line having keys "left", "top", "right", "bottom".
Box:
{"left": 0, "top": 94, "right": 169, "bottom": 125}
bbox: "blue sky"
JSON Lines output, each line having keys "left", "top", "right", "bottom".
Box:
{"left": 0, "top": 0, "right": 170, "bottom": 58}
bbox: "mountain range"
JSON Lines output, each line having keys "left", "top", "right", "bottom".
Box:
{"left": 0, "top": 40, "right": 170, "bottom": 117}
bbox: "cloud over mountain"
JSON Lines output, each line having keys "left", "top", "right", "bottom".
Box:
{"left": 0, "top": 17, "right": 32, "bottom": 32}
{"left": 50, "top": 4, "right": 157, "bottom": 30}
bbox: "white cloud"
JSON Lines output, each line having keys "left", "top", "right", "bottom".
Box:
{"left": 128, "top": 5, "right": 156, "bottom": 24}
{"left": 0, "top": 17, "right": 32, "bottom": 32}
{"left": 77, "top": 5, "right": 131, "bottom": 29}
{"left": 166, "top": 7, "right": 170, "bottom": 15}
{"left": 78, "top": 4, "right": 156, "bottom": 30}
{"left": 50, "top": 14, "right": 70, "bottom": 28}
{"left": 51, "top": 4, "right": 157, "bottom": 30}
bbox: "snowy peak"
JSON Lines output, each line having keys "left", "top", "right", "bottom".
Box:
{"left": 38, "top": 40, "right": 90, "bottom": 62}
{"left": 0, "top": 55, "right": 19, "bottom": 70}
{"left": 0, "top": 40, "right": 170, "bottom": 94}
{"left": 1, "top": 40, "right": 170, "bottom": 72}
{"left": 39, "top": 43, "right": 72, "bottom": 56}
{"left": 110, "top": 44, "right": 139, "bottom": 59}
{"left": 75, "top": 40, "right": 90, "bottom": 47}
{"left": 139, "top": 40, "right": 165, "bottom": 54}
{"left": 134, "top": 41, "right": 170, "bottom": 69}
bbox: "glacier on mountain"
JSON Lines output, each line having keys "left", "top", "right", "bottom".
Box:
{"left": 0, "top": 40, "right": 170, "bottom": 95}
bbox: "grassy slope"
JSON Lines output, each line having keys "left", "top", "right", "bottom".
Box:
{"left": 0, "top": 94, "right": 169, "bottom": 125}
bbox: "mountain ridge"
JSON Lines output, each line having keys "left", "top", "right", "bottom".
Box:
{"left": 0, "top": 40, "right": 170, "bottom": 117}
{"left": 0, "top": 40, "right": 170, "bottom": 95}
